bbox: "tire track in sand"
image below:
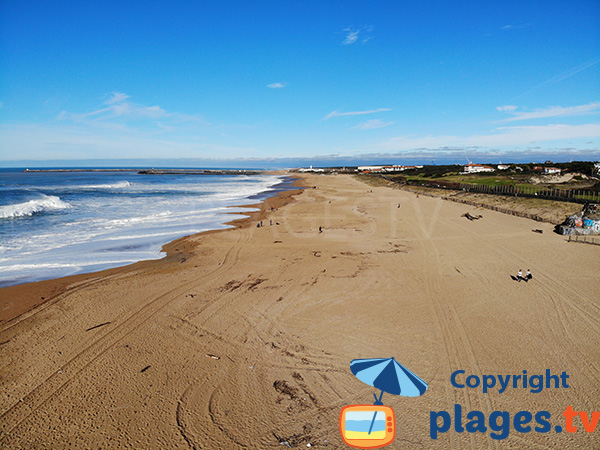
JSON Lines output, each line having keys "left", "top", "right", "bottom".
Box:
{"left": 0, "top": 228, "right": 249, "bottom": 443}
{"left": 411, "top": 195, "right": 499, "bottom": 450}
{"left": 450, "top": 218, "right": 600, "bottom": 386}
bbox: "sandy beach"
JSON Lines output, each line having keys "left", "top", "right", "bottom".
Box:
{"left": 1, "top": 173, "right": 598, "bottom": 449}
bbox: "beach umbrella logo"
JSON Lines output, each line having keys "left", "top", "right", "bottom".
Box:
{"left": 339, "top": 357, "right": 428, "bottom": 449}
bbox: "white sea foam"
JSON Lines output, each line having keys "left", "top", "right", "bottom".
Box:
{"left": 0, "top": 262, "right": 79, "bottom": 271}
{"left": 0, "top": 174, "right": 291, "bottom": 286}
{"left": 0, "top": 195, "right": 72, "bottom": 219}
{"left": 32, "top": 180, "right": 133, "bottom": 191}
{"left": 78, "top": 180, "right": 132, "bottom": 189}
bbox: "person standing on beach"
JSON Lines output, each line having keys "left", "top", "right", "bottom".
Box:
{"left": 526, "top": 269, "right": 532, "bottom": 281}
{"left": 517, "top": 269, "right": 523, "bottom": 282}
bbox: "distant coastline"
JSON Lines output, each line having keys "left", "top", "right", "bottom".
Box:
{"left": 23, "top": 168, "right": 140, "bottom": 172}
{"left": 22, "top": 168, "right": 263, "bottom": 175}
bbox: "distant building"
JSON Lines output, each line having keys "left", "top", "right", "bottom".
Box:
{"left": 381, "top": 165, "right": 404, "bottom": 172}
{"left": 401, "top": 165, "right": 424, "bottom": 170}
{"left": 463, "top": 163, "right": 495, "bottom": 173}
{"left": 544, "top": 167, "right": 561, "bottom": 175}
{"left": 298, "top": 165, "right": 325, "bottom": 173}
{"left": 358, "top": 165, "right": 423, "bottom": 173}
{"left": 497, "top": 164, "right": 510, "bottom": 170}
{"left": 358, "top": 166, "right": 384, "bottom": 172}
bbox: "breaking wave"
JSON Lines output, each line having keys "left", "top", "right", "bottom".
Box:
{"left": 79, "top": 180, "right": 132, "bottom": 189}
{"left": 0, "top": 195, "right": 72, "bottom": 219}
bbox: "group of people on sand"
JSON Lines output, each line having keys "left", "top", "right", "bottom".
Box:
{"left": 516, "top": 269, "right": 532, "bottom": 282}
{"left": 257, "top": 219, "right": 280, "bottom": 228}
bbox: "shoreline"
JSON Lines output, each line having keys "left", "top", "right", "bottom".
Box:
{"left": 1, "top": 173, "right": 597, "bottom": 449}
{"left": 0, "top": 175, "right": 305, "bottom": 324}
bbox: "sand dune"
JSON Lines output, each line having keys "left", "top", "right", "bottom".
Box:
{"left": 1, "top": 174, "right": 598, "bottom": 449}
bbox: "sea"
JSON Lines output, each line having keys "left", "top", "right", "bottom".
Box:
{"left": 0, "top": 169, "right": 294, "bottom": 287}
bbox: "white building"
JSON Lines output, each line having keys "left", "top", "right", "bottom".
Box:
{"left": 358, "top": 165, "right": 424, "bottom": 173}
{"left": 358, "top": 166, "right": 384, "bottom": 172}
{"left": 298, "top": 165, "right": 325, "bottom": 173}
{"left": 463, "top": 163, "right": 495, "bottom": 173}
{"left": 497, "top": 164, "right": 510, "bottom": 170}
{"left": 543, "top": 167, "right": 561, "bottom": 175}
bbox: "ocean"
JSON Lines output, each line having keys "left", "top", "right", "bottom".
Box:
{"left": 0, "top": 169, "right": 293, "bottom": 287}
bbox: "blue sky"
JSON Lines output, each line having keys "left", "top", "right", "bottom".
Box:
{"left": 1, "top": 0, "right": 599, "bottom": 166}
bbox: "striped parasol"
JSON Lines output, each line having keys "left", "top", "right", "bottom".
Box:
{"left": 350, "top": 357, "right": 428, "bottom": 402}
{"left": 350, "top": 357, "right": 428, "bottom": 435}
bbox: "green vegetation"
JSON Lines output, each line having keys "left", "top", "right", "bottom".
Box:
{"left": 381, "top": 161, "right": 598, "bottom": 191}
{"left": 357, "top": 160, "right": 600, "bottom": 204}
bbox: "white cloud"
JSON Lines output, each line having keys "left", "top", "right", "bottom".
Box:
{"left": 353, "top": 119, "right": 394, "bottom": 130}
{"left": 64, "top": 103, "right": 168, "bottom": 122}
{"left": 267, "top": 82, "right": 287, "bottom": 89}
{"left": 513, "top": 58, "right": 600, "bottom": 101}
{"left": 105, "top": 92, "right": 130, "bottom": 105}
{"left": 342, "top": 29, "right": 359, "bottom": 45}
{"left": 58, "top": 93, "right": 207, "bottom": 126}
{"left": 500, "top": 23, "right": 529, "bottom": 31}
{"left": 496, "top": 105, "right": 518, "bottom": 112}
{"left": 498, "top": 102, "right": 600, "bottom": 122}
{"left": 324, "top": 108, "right": 391, "bottom": 120}
{"left": 340, "top": 26, "right": 373, "bottom": 45}
{"left": 379, "top": 123, "right": 600, "bottom": 150}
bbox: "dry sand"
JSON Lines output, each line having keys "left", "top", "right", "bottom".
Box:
{"left": 1, "top": 174, "right": 598, "bottom": 449}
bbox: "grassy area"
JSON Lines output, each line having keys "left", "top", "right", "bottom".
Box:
{"left": 388, "top": 172, "right": 600, "bottom": 197}
{"left": 365, "top": 172, "right": 547, "bottom": 194}
{"left": 401, "top": 173, "right": 544, "bottom": 189}
{"left": 573, "top": 193, "right": 600, "bottom": 201}
{"left": 353, "top": 174, "right": 396, "bottom": 188}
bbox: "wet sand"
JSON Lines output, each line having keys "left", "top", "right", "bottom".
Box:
{"left": 1, "top": 173, "right": 598, "bottom": 449}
